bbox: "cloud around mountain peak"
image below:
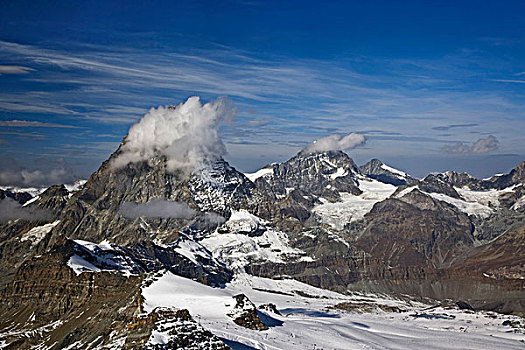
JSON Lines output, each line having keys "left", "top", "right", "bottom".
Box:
{"left": 300, "top": 132, "right": 366, "bottom": 155}
{"left": 111, "top": 96, "right": 235, "bottom": 173}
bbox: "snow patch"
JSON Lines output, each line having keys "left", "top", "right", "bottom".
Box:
{"left": 394, "top": 186, "right": 418, "bottom": 198}
{"left": 20, "top": 220, "right": 59, "bottom": 247}
{"left": 456, "top": 185, "right": 516, "bottom": 207}
{"left": 200, "top": 228, "right": 308, "bottom": 270}
{"left": 511, "top": 195, "right": 525, "bottom": 210}
{"left": 64, "top": 179, "right": 87, "bottom": 194}
{"left": 67, "top": 239, "right": 141, "bottom": 276}
{"left": 381, "top": 163, "right": 407, "bottom": 177}
{"left": 0, "top": 185, "right": 45, "bottom": 198}
{"left": 174, "top": 238, "right": 214, "bottom": 266}
{"left": 244, "top": 167, "right": 274, "bottom": 182}
{"left": 424, "top": 192, "right": 493, "bottom": 218}
{"left": 225, "top": 209, "right": 264, "bottom": 234}
{"left": 67, "top": 254, "right": 101, "bottom": 275}
{"left": 21, "top": 195, "right": 40, "bottom": 207}
{"left": 329, "top": 167, "right": 347, "bottom": 180}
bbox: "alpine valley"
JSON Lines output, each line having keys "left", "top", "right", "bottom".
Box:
{"left": 1, "top": 110, "right": 525, "bottom": 349}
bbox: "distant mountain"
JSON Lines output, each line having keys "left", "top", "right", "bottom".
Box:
{"left": 252, "top": 150, "right": 361, "bottom": 199}
{"left": 0, "top": 188, "right": 32, "bottom": 204}
{"left": 359, "top": 158, "right": 418, "bottom": 186}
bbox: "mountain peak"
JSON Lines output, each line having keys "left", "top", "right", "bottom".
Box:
{"left": 360, "top": 159, "right": 417, "bottom": 186}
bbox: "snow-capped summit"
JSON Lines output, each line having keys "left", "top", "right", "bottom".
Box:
{"left": 359, "top": 158, "right": 417, "bottom": 186}
{"left": 252, "top": 150, "right": 361, "bottom": 201}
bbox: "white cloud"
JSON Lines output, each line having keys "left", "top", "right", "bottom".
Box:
{"left": 0, "top": 198, "right": 51, "bottom": 223}
{"left": 204, "top": 212, "right": 226, "bottom": 225}
{"left": 0, "top": 167, "right": 76, "bottom": 187}
{"left": 441, "top": 142, "right": 471, "bottom": 154}
{"left": 0, "top": 65, "right": 33, "bottom": 75}
{"left": 111, "top": 96, "right": 235, "bottom": 172}
{"left": 301, "top": 133, "right": 366, "bottom": 154}
{"left": 118, "top": 199, "right": 196, "bottom": 219}
{"left": 442, "top": 135, "right": 499, "bottom": 154}
{"left": 471, "top": 135, "right": 499, "bottom": 153}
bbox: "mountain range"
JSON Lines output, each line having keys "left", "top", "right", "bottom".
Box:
{"left": 0, "top": 137, "right": 524, "bottom": 349}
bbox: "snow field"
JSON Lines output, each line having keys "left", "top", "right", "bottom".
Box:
{"left": 313, "top": 178, "right": 397, "bottom": 230}
{"left": 141, "top": 271, "right": 525, "bottom": 350}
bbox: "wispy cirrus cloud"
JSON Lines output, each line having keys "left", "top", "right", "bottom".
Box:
{"left": 491, "top": 79, "right": 525, "bottom": 84}
{"left": 0, "top": 39, "right": 524, "bottom": 174}
{"left": 0, "top": 65, "right": 34, "bottom": 75}
{"left": 431, "top": 123, "right": 478, "bottom": 131}
{"left": 0, "top": 131, "right": 47, "bottom": 139}
{"left": 0, "top": 120, "right": 78, "bottom": 128}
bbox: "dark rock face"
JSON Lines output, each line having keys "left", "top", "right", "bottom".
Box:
{"left": 189, "top": 159, "right": 258, "bottom": 215}
{"left": 68, "top": 238, "right": 233, "bottom": 287}
{"left": 456, "top": 223, "right": 525, "bottom": 283}
{"left": 0, "top": 247, "right": 143, "bottom": 349}
{"left": 246, "top": 256, "right": 360, "bottom": 292}
{"left": 0, "top": 184, "right": 71, "bottom": 290}
{"left": 35, "top": 184, "right": 70, "bottom": 214}
{"left": 0, "top": 189, "right": 32, "bottom": 204}
{"left": 0, "top": 246, "right": 231, "bottom": 348}
{"left": 418, "top": 174, "right": 462, "bottom": 198}
{"left": 46, "top": 155, "right": 194, "bottom": 248}
{"left": 46, "top": 148, "right": 260, "bottom": 248}
{"left": 475, "top": 161, "right": 525, "bottom": 190}
{"left": 258, "top": 303, "right": 281, "bottom": 315}
{"left": 471, "top": 205, "right": 525, "bottom": 242}
{"left": 255, "top": 151, "right": 361, "bottom": 201}
{"left": 227, "top": 294, "right": 268, "bottom": 331}
{"left": 359, "top": 159, "right": 417, "bottom": 186}
{"left": 432, "top": 171, "right": 478, "bottom": 188}
{"left": 330, "top": 301, "right": 404, "bottom": 313}
{"left": 252, "top": 151, "right": 361, "bottom": 224}
{"left": 498, "top": 184, "right": 525, "bottom": 209}
{"left": 456, "top": 301, "right": 474, "bottom": 310}
{"left": 129, "top": 308, "right": 231, "bottom": 350}
{"left": 356, "top": 190, "right": 474, "bottom": 268}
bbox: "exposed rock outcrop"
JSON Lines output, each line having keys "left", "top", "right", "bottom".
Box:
{"left": 227, "top": 294, "right": 268, "bottom": 331}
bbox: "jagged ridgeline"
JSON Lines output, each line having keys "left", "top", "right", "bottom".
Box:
{"left": 1, "top": 97, "right": 524, "bottom": 349}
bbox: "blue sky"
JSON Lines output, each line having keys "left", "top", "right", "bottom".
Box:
{"left": 1, "top": 0, "right": 524, "bottom": 185}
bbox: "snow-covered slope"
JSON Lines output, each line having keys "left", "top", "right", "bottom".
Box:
{"left": 19, "top": 220, "right": 60, "bottom": 248}
{"left": 456, "top": 185, "right": 517, "bottom": 207}
{"left": 201, "top": 211, "right": 311, "bottom": 270}
{"left": 395, "top": 184, "right": 519, "bottom": 218}
{"left": 67, "top": 239, "right": 143, "bottom": 276}
{"left": 313, "top": 177, "right": 397, "bottom": 230}
{"left": 142, "top": 271, "right": 525, "bottom": 350}
{"left": 424, "top": 191, "right": 494, "bottom": 218}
